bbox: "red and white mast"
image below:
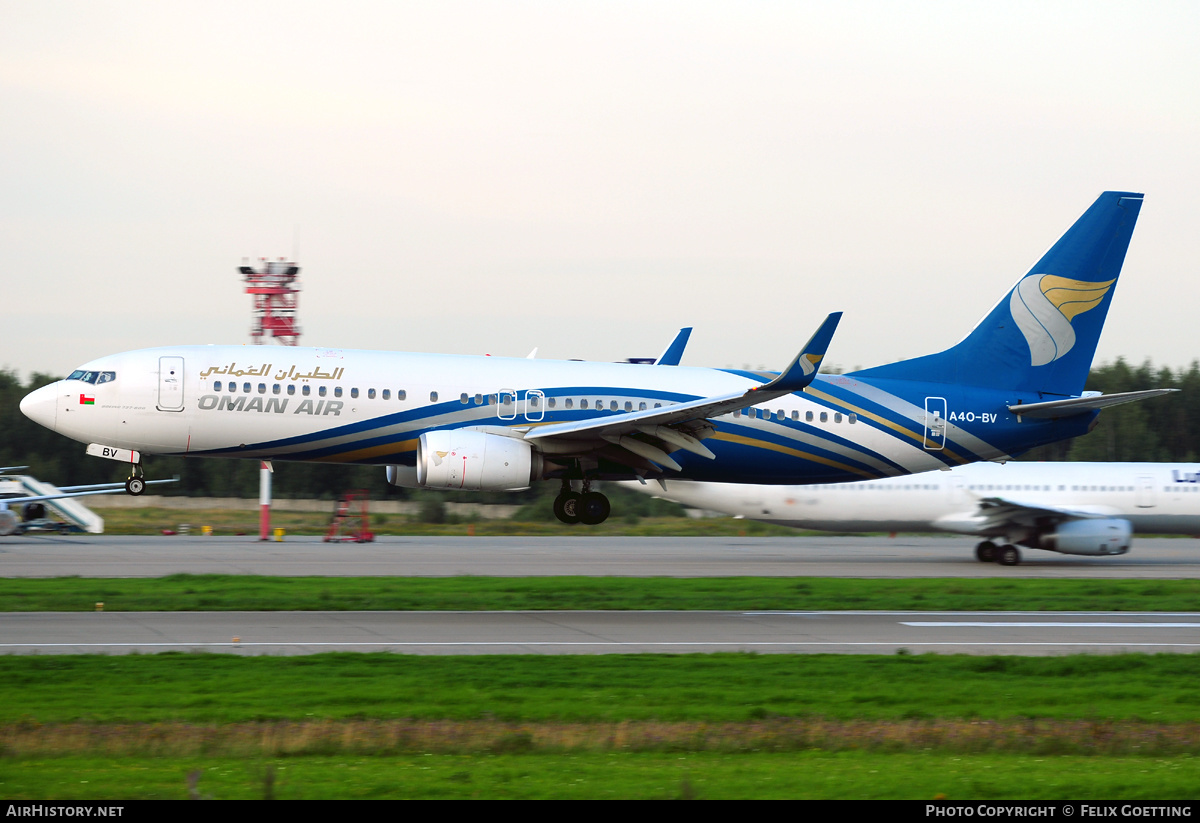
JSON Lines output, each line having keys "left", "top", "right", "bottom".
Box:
{"left": 240, "top": 258, "right": 301, "bottom": 540}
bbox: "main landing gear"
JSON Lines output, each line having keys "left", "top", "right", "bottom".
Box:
{"left": 125, "top": 464, "right": 145, "bottom": 496}
{"left": 975, "top": 540, "right": 1021, "bottom": 566}
{"left": 552, "top": 479, "right": 611, "bottom": 526}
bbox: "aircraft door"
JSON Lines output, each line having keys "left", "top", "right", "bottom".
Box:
{"left": 923, "top": 397, "right": 947, "bottom": 450}
{"left": 1136, "top": 475, "right": 1156, "bottom": 508}
{"left": 946, "top": 475, "right": 967, "bottom": 505}
{"left": 497, "top": 389, "right": 517, "bottom": 421}
{"left": 157, "top": 356, "right": 185, "bottom": 412}
{"left": 524, "top": 390, "right": 545, "bottom": 422}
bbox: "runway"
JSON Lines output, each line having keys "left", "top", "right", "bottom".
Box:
{"left": 2, "top": 534, "right": 1198, "bottom": 578}
{"left": 2, "top": 610, "right": 1197, "bottom": 656}
{"left": 3, "top": 534, "right": 1195, "bottom": 657}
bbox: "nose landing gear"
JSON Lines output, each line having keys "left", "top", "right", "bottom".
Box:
{"left": 125, "top": 465, "right": 145, "bottom": 496}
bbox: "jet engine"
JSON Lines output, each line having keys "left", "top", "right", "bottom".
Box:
{"left": 1033, "top": 518, "right": 1132, "bottom": 556}
{"left": 385, "top": 465, "right": 420, "bottom": 489}
{"left": 416, "top": 430, "right": 542, "bottom": 491}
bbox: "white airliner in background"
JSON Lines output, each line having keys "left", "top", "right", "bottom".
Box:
{"left": 625, "top": 463, "right": 1200, "bottom": 565}
{"left": 20, "top": 192, "right": 1170, "bottom": 524}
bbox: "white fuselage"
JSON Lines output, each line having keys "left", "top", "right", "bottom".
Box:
{"left": 636, "top": 463, "right": 1200, "bottom": 536}
{"left": 19, "top": 344, "right": 1054, "bottom": 485}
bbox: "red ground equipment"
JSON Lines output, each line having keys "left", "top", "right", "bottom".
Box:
{"left": 324, "top": 491, "right": 375, "bottom": 543}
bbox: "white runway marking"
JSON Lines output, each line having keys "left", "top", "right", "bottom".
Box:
{"left": 901, "top": 622, "right": 1200, "bottom": 628}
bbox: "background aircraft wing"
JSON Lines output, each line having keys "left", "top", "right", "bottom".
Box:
{"left": 0, "top": 478, "right": 178, "bottom": 507}
{"left": 973, "top": 495, "right": 1110, "bottom": 530}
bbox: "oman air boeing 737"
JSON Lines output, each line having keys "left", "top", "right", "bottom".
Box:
{"left": 20, "top": 191, "right": 1171, "bottom": 524}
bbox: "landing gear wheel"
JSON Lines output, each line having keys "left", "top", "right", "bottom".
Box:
{"left": 997, "top": 545, "right": 1021, "bottom": 566}
{"left": 125, "top": 476, "right": 145, "bottom": 496}
{"left": 578, "top": 492, "right": 611, "bottom": 526}
{"left": 553, "top": 492, "right": 582, "bottom": 524}
{"left": 975, "top": 541, "right": 997, "bottom": 563}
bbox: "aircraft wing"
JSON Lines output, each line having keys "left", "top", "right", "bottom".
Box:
{"left": 971, "top": 495, "right": 1110, "bottom": 531}
{"left": 0, "top": 478, "right": 178, "bottom": 507}
{"left": 524, "top": 313, "right": 841, "bottom": 471}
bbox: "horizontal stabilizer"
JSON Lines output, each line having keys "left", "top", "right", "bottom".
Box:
{"left": 1009, "top": 388, "right": 1178, "bottom": 419}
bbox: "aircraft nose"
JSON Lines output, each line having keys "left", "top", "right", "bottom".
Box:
{"left": 19, "top": 383, "right": 59, "bottom": 431}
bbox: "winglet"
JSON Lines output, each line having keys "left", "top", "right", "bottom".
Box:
{"left": 655, "top": 327, "right": 692, "bottom": 366}
{"left": 756, "top": 312, "right": 842, "bottom": 393}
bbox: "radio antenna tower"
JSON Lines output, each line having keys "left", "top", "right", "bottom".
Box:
{"left": 240, "top": 258, "right": 301, "bottom": 345}
{"left": 239, "top": 257, "right": 301, "bottom": 540}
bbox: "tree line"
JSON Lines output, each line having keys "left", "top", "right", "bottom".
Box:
{"left": 3, "top": 360, "right": 1197, "bottom": 499}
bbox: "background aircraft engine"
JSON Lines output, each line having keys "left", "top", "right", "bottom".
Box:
{"left": 1036, "top": 518, "right": 1133, "bottom": 556}
{"left": 0, "top": 510, "right": 16, "bottom": 536}
{"left": 417, "top": 430, "right": 542, "bottom": 491}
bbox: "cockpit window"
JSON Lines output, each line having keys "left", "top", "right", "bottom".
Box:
{"left": 67, "top": 370, "right": 116, "bottom": 384}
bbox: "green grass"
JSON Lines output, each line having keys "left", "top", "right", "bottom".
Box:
{"left": 89, "top": 508, "right": 801, "bottom": 536}
{"left": 3, "top": 752, "right": 1198, "bottom": 799}
{"left": 2, "top": 574, "right": 1198, "bottom": 612}
{"left": 3, "top": 653, "right": 1199, "bottom": 725}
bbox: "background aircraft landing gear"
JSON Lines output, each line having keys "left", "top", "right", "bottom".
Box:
{"left": 975, "top": 541, "right": 997, "bottom": 563}
{"left": 997, "top": 545, "right": 1021, "bottom": 566}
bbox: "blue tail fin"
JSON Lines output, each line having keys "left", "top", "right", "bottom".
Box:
{"left": 850, "top": 191, "right": 1143, "bottom": 396}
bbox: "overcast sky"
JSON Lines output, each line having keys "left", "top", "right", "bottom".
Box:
{"left": 3, "top": 1, "right": 1198, "bottom": 380}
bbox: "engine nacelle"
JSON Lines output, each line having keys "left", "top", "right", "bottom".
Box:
{"left": 417, "top": 430, "right": 542, "bottom": 491}
{"left": 1036, "top": 518, "right": 1132, "bottom": 556}
{"left": 385, "top": 465, "right": 420, "bottom": 489}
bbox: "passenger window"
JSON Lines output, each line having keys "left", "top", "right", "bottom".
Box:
{"left": 430, "top": 391, "right": 438, "bottom": 402}
{"left": 610, "top": 401, "right": 618, "bottom": 411}
{"left": 214, "top": 381, "right": 222, "bottom": 391}
{"left": 287, "top": 385, "right": 296, "bottom": 396}
{"left": 334, "top": 387, "right": 343, "bottom": 398}
{"left": 806, "top": 411, "right": 813, "bottom": 422}
{"left": 398, "top": 390, "right": 406, "bottom": 401}
{"left": 474, "top": 394, "right": 482, "bottom": 405}
{"left": 319, "top": 386, "right": 327, "bottom": 397}
{"left": 242, "top": 382, "right": 251, "bottom": 393}
{"left": 565, "top": 399, "right": 573, "bottom": 409}
{"left": 460, "top": 393, "right": 469, "bottom": 404}
{"left": 303, "top": 385, "right": 311, "bottom": 396}
{"left": 368, "top": 388, "right": 376, "bottom": 400}
{"left": 381, "top": 389, "right": 389, "bottom": 400}
{"left": 548, "top": 398, "right": 557, "bottom": 408}
{"left": 820, "top": 412, "right": 828, "bottom": 423}
{"left": 272, "top": 384, "right": 281, "bottom": 395}
{"left": 848, "top": 413, "right": 857, "bottom": 424}
{"left": 639, "top": 402, "right": 646, "bottom": 411}
{"left": 834, "top": 413, "right": 842, "bottom": 423}
{"left": 351, "top": 388, "right": 359, "bottom": 399}
{"left": 258, "top": 383, "right": 266, "bottom": 394}
{"left": 581, "top": 400, "right": 589, "bottom": 410}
